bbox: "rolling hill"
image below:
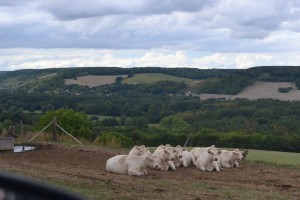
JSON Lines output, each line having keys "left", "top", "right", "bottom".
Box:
{"left": 0, "top": 66, "right": 299, "bottom": 101}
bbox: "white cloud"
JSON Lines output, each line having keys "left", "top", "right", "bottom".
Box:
{"left": 1, "top": 1, "right": 300, "bottom": 70}
{"left": 3, "top": 48, "right": 299, "bottom": 72}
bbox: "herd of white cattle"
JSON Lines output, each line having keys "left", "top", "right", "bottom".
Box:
{"left": 106, "top": 144, "right": 246, "bottom": 176}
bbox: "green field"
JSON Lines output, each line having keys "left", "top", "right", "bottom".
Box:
{"left": 246, "top": 149, "right": 300, "bottom": 166}
{"left": 122, "top": 73, "right": 191, "bottom": 84}
{"left": 154, "top": 147, "right": 300, "bottom": 167}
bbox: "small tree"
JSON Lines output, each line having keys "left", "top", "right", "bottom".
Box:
{"left": 36, "top": 109, "right": 92, "bottom": 139}
{"left": 159, "top": 115, "right": 191, "bottom": 133}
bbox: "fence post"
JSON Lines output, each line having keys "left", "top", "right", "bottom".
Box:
{"left": 20, "top": 120, "right": 24, "bottom": 136}
{"left": 183, "top": 135, "right": 190, "bottom": 147}
{"left": 52, "top": 117, "right": 58, "bottom": 141}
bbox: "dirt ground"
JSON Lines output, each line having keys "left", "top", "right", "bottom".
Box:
{"left": 1, "top": 144, "right": 300, "bottom": 200}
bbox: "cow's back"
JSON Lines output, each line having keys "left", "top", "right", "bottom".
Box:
{"left": 106, "top": 155, "right": 128, "bottom": 174}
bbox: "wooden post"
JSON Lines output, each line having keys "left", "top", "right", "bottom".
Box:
{"left": 28, "top": 121, "right": 53, "bottom": 143}
{"left": 56, "top": 123, "right": 83, "bottom": 146}
{"left": 20, "top": 120, "right": 24, "bottom": 136}
{"left": 52, "top": 117, "right": 58, "bottom": 141}
{"left": 183, "top": 135, "right": 190, "bottom": 147}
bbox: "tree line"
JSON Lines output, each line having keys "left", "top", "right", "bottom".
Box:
{"left": 1, "top": 95, "right": 300, "bottom": 152}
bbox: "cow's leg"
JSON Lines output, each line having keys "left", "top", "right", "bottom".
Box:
{"left": 221, "top": 162, "right": 232, "bottom": 168}
{"left": 168, "top": 161, "right": 176, "bottom": 170}
{"left": 183, "top": 159, "right": 188, "bottom": 167}
{"left": 128, "top": 168, "right": 145, "bottom": 176}
{"left": 191, "top": 156, "right": 196, "bottom": 165}
{"left": 199, "top": 164, "right": 206, "bottom": 171}
{"left": 213, "top": 162, "right": 221, "bottom": 172}
{"left": 234, "top": 161, "right": 239, "bottom": 168}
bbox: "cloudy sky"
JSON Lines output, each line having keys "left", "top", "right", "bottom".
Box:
{"left": 1, "top": 0, "right": 300, "bottom": 71}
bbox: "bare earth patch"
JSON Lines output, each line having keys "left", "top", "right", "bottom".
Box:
{"left": 0, "top": 144, "right": 299, "bottom": 200}
{"left": 64, "top": 75, "right": 127, "bottom": 87}
{"left": 199, "top": 81, "right": 300, "bottom": 101}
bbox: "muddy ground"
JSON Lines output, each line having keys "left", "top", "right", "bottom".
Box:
{"left": 1, "top": 144, "right": 300, "bottom": 200}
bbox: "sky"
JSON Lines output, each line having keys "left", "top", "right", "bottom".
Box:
{"left": 1, "top": 0, "right": 300, "bottom": 71}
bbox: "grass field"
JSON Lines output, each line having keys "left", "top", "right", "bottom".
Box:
{"left": 122, "top": 73, "right": 191, "bottom": 84}
{"left": 246, "top": 149, "right": 300, "bottom": 166}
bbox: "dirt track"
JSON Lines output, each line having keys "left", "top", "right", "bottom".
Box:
{"left": 1, "top": 144, "right": 300, "bottom": 200}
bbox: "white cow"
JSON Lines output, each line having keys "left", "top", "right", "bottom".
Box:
{"left": 153, "top": 146, "right": 176, "bottom": 171}
{"left": 128, "top": 145, "right": 151, "bottom": 156}
{"left": 182, "top": 149, "right": 195, "bottom": 167}
{"left": 191, "top": 145, "right": 217, "bottom": 161}
{"left": 172, "top": 145, "right": 187, "bottom": 168}
{"left": 195, "top": 147, "right": 221, "bottom": 172}
{"left": 154, "top": 144, "right": 172, "bottom": 152}
{"left": 218, "top": 149, "right": 244, "bottom": 168}
{"left": 106, "top": 154, "right": 160, "bottom": 176}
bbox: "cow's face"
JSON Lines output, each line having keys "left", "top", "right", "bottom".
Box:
{"left": 164, "top": 148, "right": 175, "bottom": 161}
{"left": 233, "top": 149, "right": 244, "bottom": 160}
{"left": 208, "top": 148, "right": 220, "bottom": 162}
{"left": 173, "top": 146, "right": 183, "bottom": 159}
{"left": 146, "top": 155, "right": 161, "bottom": 170}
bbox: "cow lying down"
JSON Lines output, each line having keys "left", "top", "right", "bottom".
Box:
{"left": 193, "top": 146, "right": 222, "bottom": 172}
{"left": 106, "top": 154, "right": 161, "bottom": 176}
{"left": 218, "top": 149, "right": 244, "bottom": 168}
{"left": 153, "top": 145, "right": 176, "bottom": 171}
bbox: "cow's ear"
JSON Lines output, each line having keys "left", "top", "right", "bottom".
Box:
{"left": 145, "top": 156, "right": 149, "bottom": 160}
{"left": 234, "top": 149, "right": 239, "bottom": 152}
{"left": 176, "top": 145, "right": 181, "bottom": 148}
{"left": 164, "top": 149, "right": 169, "bottom": 154}
{"left": 233, "top": 151, "right": 238, "bottom": 155}
{"left": 182, "top": 148, "right": 187, "bottom": 151}
{"left": 211, "top": 145, "right": 215, "bottom": 148}
{"left": 145, "top": 148, "right": 149, "bottom": 151}
{"left": 218, "top": 150, "right": 222, "bottom": 154}
{"left": 208, "top": 149, "right": 213, "bottom": 154}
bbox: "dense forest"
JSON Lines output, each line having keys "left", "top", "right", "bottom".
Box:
{"left": 0, "top": 66, "right": 300, "bottom": 152}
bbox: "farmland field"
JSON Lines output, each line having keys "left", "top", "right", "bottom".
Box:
{"left": 122, "top": 73, "right": 191, "bottom": 84}
{"left": 1, "top": 144, "right": 299, "bottom": 200}
{"left": 64, "top": 75, "right": 127, "bottom": 87}
{"left": 199, "top": 81, "right": 300, "bottom": 101}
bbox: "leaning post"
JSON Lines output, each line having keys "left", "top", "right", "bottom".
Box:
{"left": 52, "top": 117, "right": 58, "bottom": 141}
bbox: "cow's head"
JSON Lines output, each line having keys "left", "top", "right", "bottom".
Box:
{"left": 130, "top": 145, "right": 149, "bottom": 156}
{"left": 164, "top": 147, "right": 175, "bottom": 161}
{"left": 208, "top": 148, "right": 220, "bottom": 162}
{"left": 233, "top": 149, "right": 244, "bottom": 160}
{"left": 145, "top": 155, "right": 161, "bottom": 170}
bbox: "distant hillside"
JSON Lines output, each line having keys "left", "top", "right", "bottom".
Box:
{"left": 0, "top": 66, "right": 299, "bottom": 98}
